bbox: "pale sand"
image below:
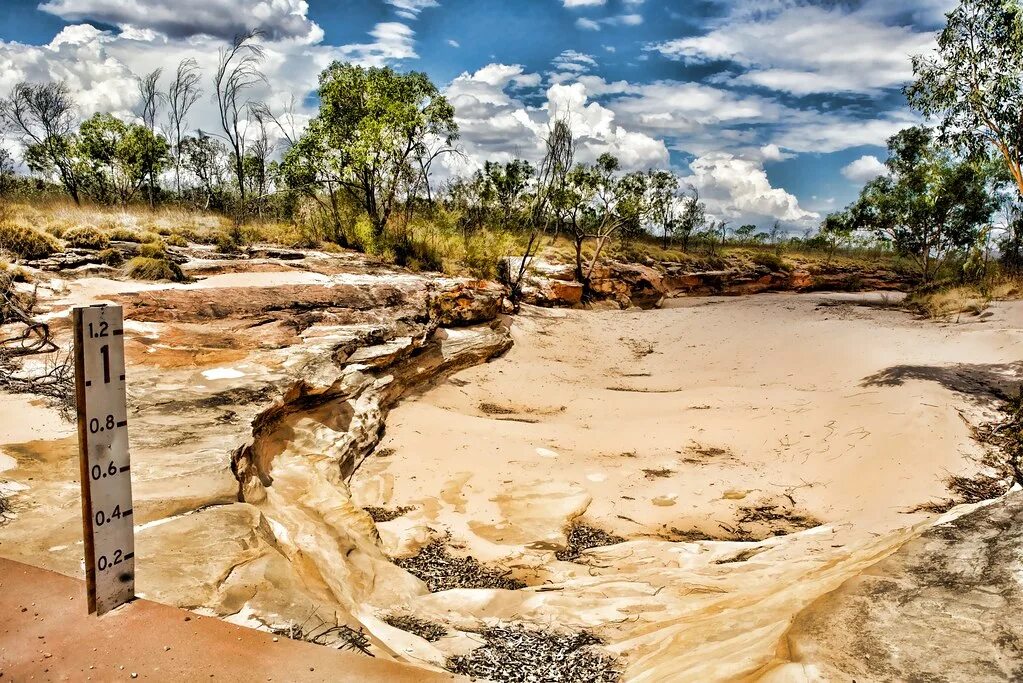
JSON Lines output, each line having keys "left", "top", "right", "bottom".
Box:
{"left": 352, "top": 293, "right": 1022, "bottom": 681}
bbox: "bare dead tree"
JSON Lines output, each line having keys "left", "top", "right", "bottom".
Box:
{"left": 251, "top": 96, "right": 300, "bottom": 148}
{"left": 0, "top": 82, "right": 82, "bottom": 204}
{"left": 0, "top": 271, "right": 73, "bottom": 417}
{"left": 165, "top": 58, "right": 202, "bottom": 195}
{"left": 213, "top": 30, "right": 267, "bottom": 206}
{"left": 136, "top": 69, "right": 164, "bottom": 208}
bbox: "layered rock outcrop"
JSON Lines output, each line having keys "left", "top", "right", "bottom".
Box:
{"left": 504, "top": 256, "right": 912, "bottom": 309}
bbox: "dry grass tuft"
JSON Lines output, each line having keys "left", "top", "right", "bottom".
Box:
{"left": 124, "top": 256, "right": 185, "bottom": 282}
{"left": 62, "top": 225, "right": 109, "bottom": 250}
{"left": 912, "top": 285, "right": 989, "bottom": 319}
{"left": 0, "top": 221, "right": 62, "bottom": 260}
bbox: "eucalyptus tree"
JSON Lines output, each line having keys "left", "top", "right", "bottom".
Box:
{"left": 563, "top": 153, "right": 650, "bottom": 289}
{"left": 907, "top": 0, "right": 1023, "bottom": 197}
{"left": 282, "top": 63, "right": 458, "bottom": 241}
{"left": 0, "top": 81, "right": 83, "bottom": 204}
{"left": 136, "top": 69, "right": 164, "bottom": 207}
{"left": 78, "top": 113, "right": 170, "bottom": 206}
{"left": 845, "top": 126, "right": 996, "bottom": 282}
{"left": 507, "top": 118, "right": 575, "bottom": 304}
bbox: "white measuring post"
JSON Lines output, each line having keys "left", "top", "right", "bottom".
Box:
{"left": 73, "top": 304, "right": 135, "bottom": 616}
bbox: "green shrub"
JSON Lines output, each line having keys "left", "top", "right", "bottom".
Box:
{"left": 463, "top": 230, "right": 517, "bottom": 279}
{"left": 164, "top": 234, "right": 188, "bottom": 248}
{"left": 63, "top": 226, "right": 110, "bottom": 250}
{"left": 751, "top": 252, "right": 792, "bottom": 272}
{"left": 124, "top": 256, "right": 185, "bottom": 282}
{"left": 0, "top": 221, "right": 63, "bottom": 259}
{"left": 97, "top": 248, "right": 124, "bottom": 267}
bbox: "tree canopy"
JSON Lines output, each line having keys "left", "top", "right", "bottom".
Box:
{"left": 907, "top": 0, "right": 1023, "bottom": 196}
{"left": 845, "top": 126, "right": 995, "bottom": 281}
{"left": 283, "top": 63, "right": 458, "bottom": 238}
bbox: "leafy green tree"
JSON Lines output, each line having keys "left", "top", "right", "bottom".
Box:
{"left": 818, "top": 210, "right": 855, "bottom": 259}
{"left": 285, "top": 63, "right": 458, "bottom": 240}
{"left": 0, "top": 82, "right": 84, "bottom": 204}
{"left": 180, "top": 133, "right": 228, "bottom": 210}
{"left": 563, "top": 153, "right": 650, "bottom": 290}
{"left": 846, "top": 126, "right": 996, "bottom": 282}
{"left": 484, "top": 159, "right": 534, "bottom": 227}
{"left": 647, "top": 169, "right": 680, "bottom": 248}
{"left": 78, "top": 113, "right": 169, "bottom": 206}
{"left": 907, "top": 0, "right": 1023, "bottom": 197}
{"left": 673, "top": 189, "right": 706, "bottom": 251}
{"left": 733, "top": 223, "right": 757, "bottom": 244}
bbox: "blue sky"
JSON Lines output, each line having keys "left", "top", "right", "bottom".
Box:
{"left": 0, "top": 0, "right": 954, "bottom": 229}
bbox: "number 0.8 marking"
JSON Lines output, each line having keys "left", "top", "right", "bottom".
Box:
{"left": 88, "top": 415, "right": 116, "bottom": 433}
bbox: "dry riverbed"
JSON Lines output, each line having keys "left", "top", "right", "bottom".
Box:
{"left": 1, "top": 268, "right": 1019, "bottom": 681}
{"left": 354, "top": 293, "right": 1021, "bottom": 680}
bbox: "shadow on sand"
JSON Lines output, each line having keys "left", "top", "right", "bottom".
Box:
{"left": 861, "top": 361, "right": 1023, "bottom": 403}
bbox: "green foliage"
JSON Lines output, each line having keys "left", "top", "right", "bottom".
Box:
{"left": 124, "top": 256, "right": 185, "bottom": 282}
{"left": 0, "top": 221, "right": 62, "bottom": 259}
{"left": 283, "top": 63, "right": 458, "bottom": 238}
{"left": 907, "top": 0, "right": 1023, "bottom": 196}
{"left": 164, "top": 233, "right": 188, "bottom": 247}
{"left": 841, "top": 126, "right": 997, "bottom": 282}
{"left": 62, "top": 225, "right": 109, "bottom": 250}
{"left": 78, "top": 113, "right": 170, "bottom": 205}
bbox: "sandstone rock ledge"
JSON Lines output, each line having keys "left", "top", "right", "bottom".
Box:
{"left": 503, "top": 256, "right": 912, "bottom": 309}
{"left": 780, "top": 491, "right": 1023, "bottom": 682}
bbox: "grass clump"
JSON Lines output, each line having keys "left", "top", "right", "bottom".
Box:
{"left": 62, "top": 225, "right": 109, "bottom": 250}
{"left": 97, "top": 248, "right": 123, "bottom": 267}
{"left": 751, "top": 252, "right": 792, "bottom": 272}
{"left": 138, "top": 241, "right": 167, "bottom": 259}
{"left": 909, "top": 284, "right": 989, "bottom": 319}
{"left": 382, "top": 613, "right": 448, "bottom": 642}
{"left": 0, "top": 221, "right": 63, "bottom": 259}
{"left": 164, "top": 233, "right": 188, "bottom": 247}
{"left": 106, "top": 227, "right": 160, "bottom": 244}
{"left": 448, "top": 625, "right": 621, "bottom": 683}
{"left": 124, "top": 256, "right": 185, "bottom": 282}
{"left": 393, "top": 540, "right": 526, "bottom": 592}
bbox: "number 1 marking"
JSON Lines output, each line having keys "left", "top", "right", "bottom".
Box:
{"left": 99, "top": 344, "right": 110, "bottom": 384}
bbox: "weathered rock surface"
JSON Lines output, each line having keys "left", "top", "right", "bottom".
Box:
{"left": 0, "top": 249, "right": 512, "bottom": 664}
{"left": 505, "top": 256, "right": 911, "bottom": 310}
{"left": 784, "top": 491, "right": 1023, "bottom": 682}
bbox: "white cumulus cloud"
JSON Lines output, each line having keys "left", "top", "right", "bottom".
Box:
{"left": 841, "top": 155, "right": 889, "bottom": 183}
{"left": 39, "top": 0, "right": 323, "bottom": 42}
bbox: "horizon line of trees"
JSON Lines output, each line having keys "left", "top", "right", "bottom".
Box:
{"left": 4, "top": 0, "right": 1023, "bottom": 289}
